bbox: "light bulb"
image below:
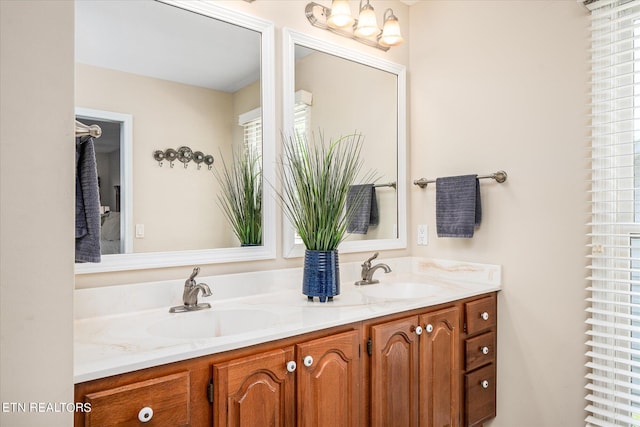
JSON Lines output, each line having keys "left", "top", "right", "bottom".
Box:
{"left": 355, "top": 1, "right": 379, "bottom": 37}
{"left": 327, "top": 0, "right": 354, "bottom": 29}
{"left": 379, "top": 8, "right": 403, "bottom": 47}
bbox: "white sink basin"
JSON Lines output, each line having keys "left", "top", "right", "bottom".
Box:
{"left": 357, "top": 282, "right": 441, "bottom": 300}
{"left": 148, "top": 308, "right": 281, "bottom": 339}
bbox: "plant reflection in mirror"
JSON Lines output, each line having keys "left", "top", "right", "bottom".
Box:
{"left": 214, "top": 147, "right": 262, "bottom": 246}
{"left": 277, "top": 131, "right": 377, "bottom": 251}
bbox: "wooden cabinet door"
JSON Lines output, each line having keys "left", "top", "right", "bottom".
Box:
{"left": 213, "top": 347, "right": 295, "bottom": 427}
{"left": 420, "top": 307, "right": 460, "bottom": 427}
{"left": 370, "top": 315, "right": 421, "bottom": 427}
{"left": 296, "top": 329, "right": 361, "bottom": 427}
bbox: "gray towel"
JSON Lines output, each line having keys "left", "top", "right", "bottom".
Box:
{"left": 75, "top": 136, "right": 101, "bottom": 262}
{"left": 436, "top": 174, "right": 481, "bottom": 238}
{"left": 347, "top": 184, "right": 379, "bottom": 234}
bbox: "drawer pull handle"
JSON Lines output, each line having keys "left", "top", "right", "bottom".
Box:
{"left": 412, "top": 325, "right": 423, "bottom": 335}
{"left": 481, "top": 311, "right": 490, "bottom": 321}
{"left": 481, "top": 346, "right": 490, "bottom": 355}
{"left": 425, "top": 324, "right": 433, "bottom": 333}
{"left": 286, "top": 360, "right": 297, "bottom": 373}
{"left": 481, "top": 380, "right": 489, "bottom": 389}
{"left": 303, "top": 355, "right": 314, "bottom": 367}
{"left": 138, "top": 406, "right": 153, "bottom": 423}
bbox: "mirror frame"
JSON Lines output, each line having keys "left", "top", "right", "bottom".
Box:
{"left": 281, "top": 28, "right": 407, "bottom": 258}
{"left": 75, "top": 0, "right": 276, "bottom": 274}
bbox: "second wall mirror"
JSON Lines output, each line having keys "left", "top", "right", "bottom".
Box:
{"left": 282, "top": 29, "right": 407, "bottom": 258}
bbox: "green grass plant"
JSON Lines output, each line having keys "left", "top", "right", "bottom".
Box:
{"left": 214, "top": 148, "right": 262, "bottom": 246}
{"left": 278, "top": 131, "right": 375, "bottom": 251}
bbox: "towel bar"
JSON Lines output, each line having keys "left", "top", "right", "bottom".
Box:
{"left": 413, "top": 170, "right": 507, "bottom": 189}
{"left": 374, "top": 182, "right": 397, "bottom": 189}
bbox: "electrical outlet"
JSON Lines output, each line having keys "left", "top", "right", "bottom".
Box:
{"left": 135, "top": 224, "right": 145, "bottom": 238}
{"left": 417, "top": 224, "right": 428, "bottom": 246}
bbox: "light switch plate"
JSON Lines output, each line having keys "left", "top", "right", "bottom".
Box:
{"left": 417, "top": 224, "right": 428, "bottom": 245}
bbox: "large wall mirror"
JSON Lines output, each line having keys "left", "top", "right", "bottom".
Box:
{"left": 75, "top": 0, "right": 275, "bottom": 273}
{"left": 282, "top": 29, "right": 407, "bottom": 258}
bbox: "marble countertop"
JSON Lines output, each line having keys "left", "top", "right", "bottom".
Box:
{"left": 74, "top": 258, "right": 501, "bottom": 383}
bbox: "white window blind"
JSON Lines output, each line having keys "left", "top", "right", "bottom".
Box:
{"left": 294, "top": 90, "right": 312, "bottom": 142}
{"left": 588, "top": 0, "right": 640, "bottom": 425}
{"left": 239, "top": 107, "right": 262, "bottom": 158}
{"left": 243, "top": 118, "right": 262, "bottom": 157}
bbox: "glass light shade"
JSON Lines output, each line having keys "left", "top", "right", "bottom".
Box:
{"left": 354, "top": 5, "right": 378, "bottom": 37}
{"left": 327, "top": 0, "right": 354, "bottom": 29}
{"left": 379, "top": 14, "right": 403, "bottom": 47}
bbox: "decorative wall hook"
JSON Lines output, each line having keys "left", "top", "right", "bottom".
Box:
{"left": 165, "top": 148, "right": 178, "bottom": 168}
{"left": 153, "top": 147, "right": 213, "bottom": 170}
{"left": 204, "top": 155, "right": 215, "bottom": 171}
{"left": 193, "top": 151, "right": 205, "bottom": 170}
{"left": 153, "top": 150, "right": 165, "bottom": 167}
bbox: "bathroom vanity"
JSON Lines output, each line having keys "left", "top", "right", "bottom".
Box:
{"left": 73, "top": 258, "right": 499, "bottom": 426}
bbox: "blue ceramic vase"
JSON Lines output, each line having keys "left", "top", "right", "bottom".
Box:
{"left": 303, "top": 249, "right": 340, "bottom": 302}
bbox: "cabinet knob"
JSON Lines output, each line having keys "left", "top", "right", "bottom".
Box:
{"left": 481, "top": 380, "right": 489, "bottom": 389}
{"left": 425, "top": 324, "right": 434, "bottom": 333}
{"left": 481, "top": 311, "right": 490, "bottom": 321}
{"left": 138, "top": 406, "right": 153, "bottom": 423}
{"left": 286, "top": 360, "right": 297, "bottom": 373}
{"left": 303, "top": 355, "right": 314, "bottom": 367}
{"left": 412, "top": 325, "right": 423, "bottom": 335}
{"left": 481, "top": 346, "right": 490, "bottom": 355}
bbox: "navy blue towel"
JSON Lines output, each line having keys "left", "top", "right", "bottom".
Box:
{"left": 75, "top": 136, "right": 102, "bottom": 262}
{"left": 347, "top": 184, "right": 379, "bottom": 234}
{"left": 436, "top": 175, "right": 481, "bottom": 238}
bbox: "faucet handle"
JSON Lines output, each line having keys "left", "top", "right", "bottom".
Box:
{"left": 186, "top": 267, "right": 200, "bottom": 284}
{"left": 365, "top": 252, "right": 379, "bottom": 264}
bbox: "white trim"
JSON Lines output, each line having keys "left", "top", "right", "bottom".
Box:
{"left": 76, "top": 1, "right": 276, "bottom": 273}
{"left": 281, "top": 28, "right": 407, "bottom": 258}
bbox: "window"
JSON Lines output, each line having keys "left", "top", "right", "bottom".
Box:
{"left": 238, "top": 107, "right": 262, "bottom": 159}
{"left": 294, "top": 93, "right": 312, "bottom": 142}
{"left": 587, "top": 0, "right": 640, "bottom": 425}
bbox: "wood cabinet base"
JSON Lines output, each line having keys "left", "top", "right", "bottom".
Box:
{"left": 75, "top": 292, "right": 498, "bottom": 427}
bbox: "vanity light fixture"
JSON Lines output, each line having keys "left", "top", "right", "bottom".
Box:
{"left": 305, "top": 1, "right": 403, "bottom": 51}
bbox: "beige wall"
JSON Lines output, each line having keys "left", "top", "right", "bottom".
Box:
{"left": 409, "top": 1, "right": 588, "bottom": 426}
{"left": 1, "top": 0, "right": 589, "bottom": 426}
{"left": 0, "top": 1, "right": 75, "bottom": 426}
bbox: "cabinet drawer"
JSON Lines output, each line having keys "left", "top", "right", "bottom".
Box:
{"left": 465, "top": 296, "right": 496, "bottom": 335}
{"left": 465, "top": 331, "right": 496, "bottom": 371}
{"left": 465, "top": 364, "right": 496, "bottom": 427}
{"left": 84, "top": 371, "right": 190, "bottom": 427}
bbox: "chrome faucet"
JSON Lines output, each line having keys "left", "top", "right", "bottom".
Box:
{"left": 355, "top": 253, "right": 391, "bottom": 286}
{"left": 169, "top": 267, "right": 212, "bottom": 313}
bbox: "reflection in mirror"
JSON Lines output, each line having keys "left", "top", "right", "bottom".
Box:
{"left": 75, "top": 0, "right": 275, "bottom": 273}
{"left": 282, "top": 29, "right": 407, "bottom": 258}
{"left": 76, "top": 107, "right": 133, "bottom": 255}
